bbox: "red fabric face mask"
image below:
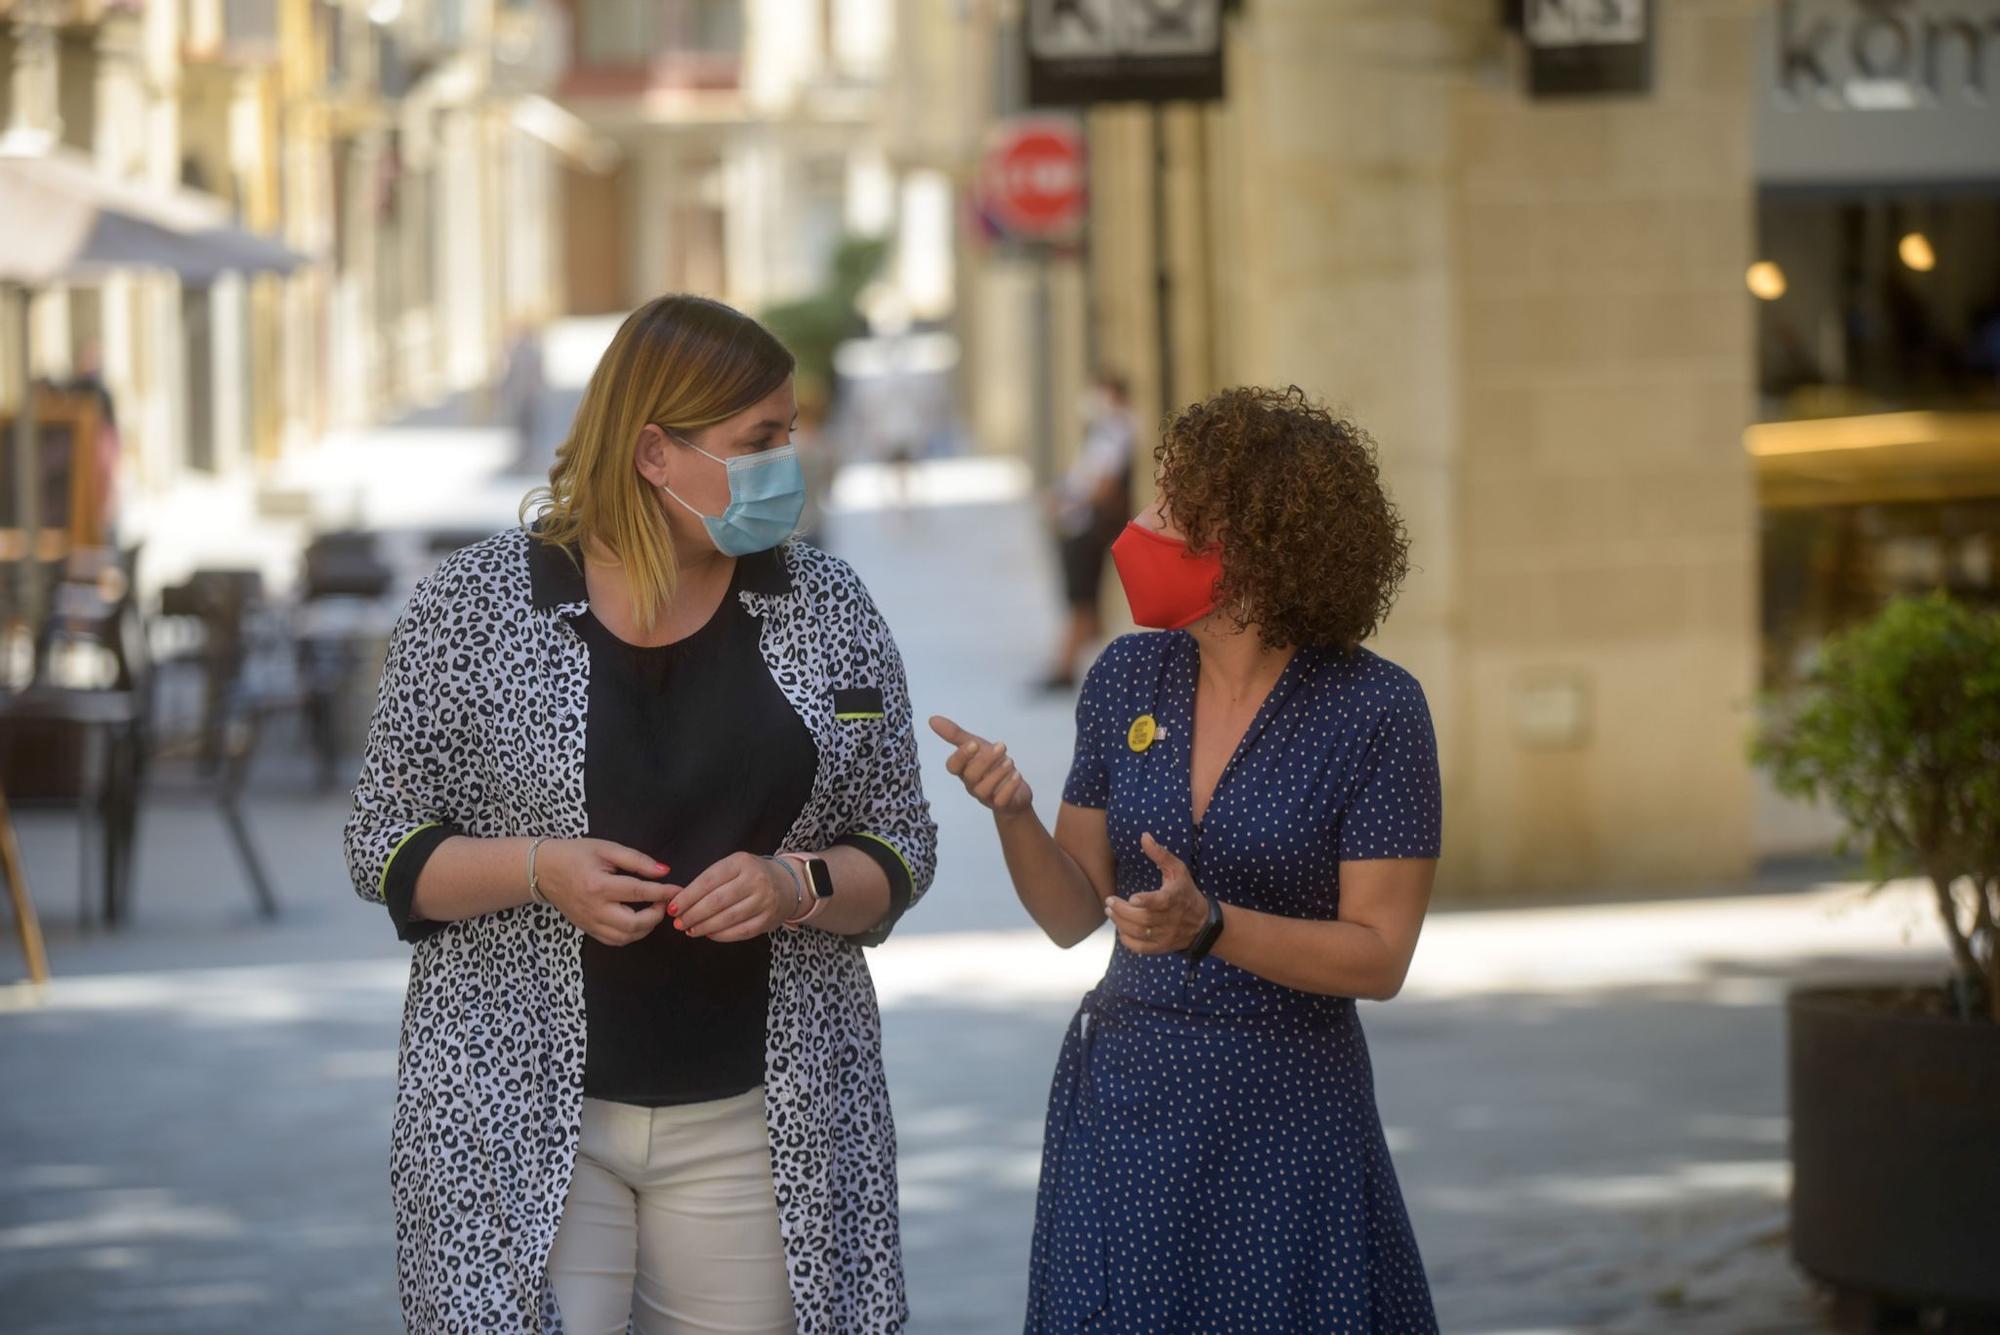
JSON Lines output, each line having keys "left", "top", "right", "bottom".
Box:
{"left": 1111, "top": 522, "right": 1224, "bottom": 630}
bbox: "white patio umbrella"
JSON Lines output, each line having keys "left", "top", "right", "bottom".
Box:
{"left": 0, "top": 135, "right": 310, "bottom": 624}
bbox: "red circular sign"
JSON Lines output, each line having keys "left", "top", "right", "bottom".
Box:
{"left": 982, "top": 121, "right": 1086, "bottom": 241}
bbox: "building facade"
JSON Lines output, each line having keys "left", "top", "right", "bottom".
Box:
{"left": 0, "top": 0, "right": 580, "bottom": 586}
{"left": 1078, "top": 0, "right": 1999, "bottom": 899}
{"left": 555, "top": 0, "right": 913, "bottom": 315}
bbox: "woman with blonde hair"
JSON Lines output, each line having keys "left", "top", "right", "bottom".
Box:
{"left": 345, "top": 294, "right": 936, "bottom": 1333}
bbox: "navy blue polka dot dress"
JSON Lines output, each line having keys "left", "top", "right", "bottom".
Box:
{"left": 1027, "top": 630, "right": 1442, "bottom": 1333}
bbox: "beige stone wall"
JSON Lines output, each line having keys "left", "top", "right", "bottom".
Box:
{"left": 1449, "top": 2, "right": 1759, "bottom": 896}
{"left": 1083, "top": 0, "right": 1762, "bottom": 899}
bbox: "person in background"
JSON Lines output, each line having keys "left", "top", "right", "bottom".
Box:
{"left": 1038, "top": 369, "right": 1136, "bottom": 692}
{"left": 793, "top": 382, "right": 836, "bottom": 549}
{"left": 499, "top": 321, "right": 546, "bottom": 466}
{"left": 64, "top": 338, "right": 122, "bottom": 545}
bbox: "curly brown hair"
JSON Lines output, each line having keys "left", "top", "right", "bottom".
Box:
{"left": 1156, "top": 385, "right": 1411, "bottom": 651}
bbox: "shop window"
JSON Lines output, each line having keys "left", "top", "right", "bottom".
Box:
{"left": 1756, "top": 191, "right": 2000, "bottom": 420}
{"left": 1754, "top": 187, "right": 2000, "bottom": 686}
{"left": 1762, "top": 499, "right": 2000, "bottom": 687}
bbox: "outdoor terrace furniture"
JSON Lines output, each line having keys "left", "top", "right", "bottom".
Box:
{"left": 1, "top": 777, "right": 49, "bottom": 985}
{"left": 153, "top": 569, "right": 346, "bottom": 917}
{"left": 0, "top": 546, "right": 144, "bottom": 927}
{"left": 0, "top": 682, "right": 141, "bottom": 925}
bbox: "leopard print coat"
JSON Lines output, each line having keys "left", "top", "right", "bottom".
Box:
{"left": 342, "top": 527, "right": 936, "bottom": 1334}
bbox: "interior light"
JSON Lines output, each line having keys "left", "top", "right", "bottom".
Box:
{"left": 1746, "top": 261, "right": 1787, "bottom": 301}
{"left": 1898, "top": 232, "right": 1936, "bottom": 272}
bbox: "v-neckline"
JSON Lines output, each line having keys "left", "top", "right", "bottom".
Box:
{"left": 1181, "top": 634, "right": 1308, "bottom": 832}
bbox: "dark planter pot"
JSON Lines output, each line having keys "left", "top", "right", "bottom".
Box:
{"left": 1789, "top": 987, "right": 2000, "bottom": 1315}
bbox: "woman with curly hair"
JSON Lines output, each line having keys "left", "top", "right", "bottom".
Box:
{"left": 932, "top": 385, "right": 1442, "bottom": 1332}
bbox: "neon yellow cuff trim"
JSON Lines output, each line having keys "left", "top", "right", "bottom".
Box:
{"left": 835, "top": 710, "right": 886, "bottom": 721}
{"left": 378, "top": 821, "right": 443, "bottom": 899}
{"left": 847, "top": 831, "right": 916, "bottom": 891}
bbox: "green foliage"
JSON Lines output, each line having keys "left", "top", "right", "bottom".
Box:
{"left": 760, "top": 236, "right": 890, "bottom": 408}
{"left": 1753, "top": 593, "right": 2000, "bottom": 1021}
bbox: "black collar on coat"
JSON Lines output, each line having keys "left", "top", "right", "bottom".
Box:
{"left": 524, "top": 525, "right": 793, "bottom": 613}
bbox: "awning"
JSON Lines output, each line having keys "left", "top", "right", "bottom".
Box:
{"left": 2, "top": 135, "right": 311, "bottom": 628}
{"left": 0, "top": 134, "right": 311, "bottom": 285}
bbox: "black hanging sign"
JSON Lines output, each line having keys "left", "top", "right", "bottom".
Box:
{"left": 1025, "top": 0, "right": 1226, "bottom": 106}
{"left": 1524, "top": 0, "right": 1654, "bottom": 97}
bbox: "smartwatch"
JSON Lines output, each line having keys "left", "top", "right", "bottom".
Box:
{"left": 780, "top": 852, "right": 834, "bottom": 928}
{"left": 1184, "top": 890, "right": 1225, "bottom": 969}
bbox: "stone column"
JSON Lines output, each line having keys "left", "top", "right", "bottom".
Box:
{"left": 1448, "top": 0, "right": 1760, "bottom": 895}
{"left": 5, "top": 0, "right": 62, "bottom": 138}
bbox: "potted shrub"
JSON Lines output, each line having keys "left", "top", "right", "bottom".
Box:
{"left": 1754, "top": 592, "right": 2000, "bottom": 1326}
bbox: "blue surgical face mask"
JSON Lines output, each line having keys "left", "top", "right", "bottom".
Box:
{"left": 661, "top": 432, "right": 806, "bottom": 557}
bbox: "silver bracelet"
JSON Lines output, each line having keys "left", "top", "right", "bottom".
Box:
{"left": 767, "top": 854, "right": 805, "bottom": 918}
{"left": 527, "top": 836, "right": 551, "bottom": 904}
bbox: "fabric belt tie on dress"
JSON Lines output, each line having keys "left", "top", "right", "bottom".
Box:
{"left": 1045, "top": 984, "right": 1119, "bottom": 1320}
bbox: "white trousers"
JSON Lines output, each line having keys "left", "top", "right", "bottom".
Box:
{"left": 547, "top": 1088, "right": 797, "bottom": 1335}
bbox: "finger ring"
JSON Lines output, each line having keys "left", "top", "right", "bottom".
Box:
{"left": 1143, "top": 926, "right": 1153, "bottom": 939}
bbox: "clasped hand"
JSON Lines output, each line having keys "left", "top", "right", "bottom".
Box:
{"left": 535, "top": 840, "right": 796, "bottom": 946}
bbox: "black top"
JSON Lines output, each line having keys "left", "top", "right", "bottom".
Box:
{"left": 379, "top": 540, "right": 920, "bottom": 1100}
{"left": 569, "top": 555, "right": 818, "bottom": 1106}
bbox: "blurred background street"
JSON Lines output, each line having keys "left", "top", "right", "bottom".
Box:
{"left": 4, "top": 0, "right": 1998, "bottom": 1332}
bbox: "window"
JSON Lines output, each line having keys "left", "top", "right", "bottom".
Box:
{"left": 431, "top": 0, "right": 466, "bottom": 46}
{"left": 317, "top": 1, "right": 348, "bottom": 86}
{"left": 222, "top": 0, "right": 280, "bottom": 56}
{"left": 1757, "top": 191, "right": 2000, "bottom": 420}
{"left": 580, "top": 0, "right": 660, "bottom": 65}
{"left": 182, "top": 286, "right": 217, "bottom": 474}
{"left": 685, "top": 0, "right": 743, "bottom": 55}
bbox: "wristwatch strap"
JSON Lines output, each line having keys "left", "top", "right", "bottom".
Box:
{"left": 1184, "top": 890, "right": 1225, "bottom": 964}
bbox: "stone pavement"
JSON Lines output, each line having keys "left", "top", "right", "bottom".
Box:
{"left": 0, "top": 484, "right": 1953, "bottom": 1334}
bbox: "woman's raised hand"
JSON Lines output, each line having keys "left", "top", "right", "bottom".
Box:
{"left": 929, "top": 716, "right": 1034, "bottom": 816}
{"left": 535, "top": 838, "right": 674, "bottom": 946}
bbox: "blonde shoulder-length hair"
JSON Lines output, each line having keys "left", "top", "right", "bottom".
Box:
{"left": 521, "top": 294, "right": 795, "bottom": 632}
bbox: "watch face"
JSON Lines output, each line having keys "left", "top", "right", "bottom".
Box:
{"left": 807, "top": 857, "right": 835, "bottom": 900}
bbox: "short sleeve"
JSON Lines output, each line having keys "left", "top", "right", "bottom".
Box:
{"left": 1338, "top": 679, "right": 1443, "bottom": 861}
{"left": 1061, "top": 653, "right": 1118, "bottom": 809}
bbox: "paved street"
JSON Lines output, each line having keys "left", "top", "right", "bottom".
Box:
{"left": 0, "top": 457, "right": 1953, "bottom": 1334}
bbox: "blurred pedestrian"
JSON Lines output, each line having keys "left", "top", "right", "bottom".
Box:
{"left": 345, "top": 294, "right": 936, "bottom": 1334}
{"left": 64, "top": 337, "right": 122, "bottom": 545}
{"left": 1037, "top": 369, "right": 1135, "bottom": 692}
{"left": 931, "top": 386, "right": 1443, "bottom": 1332}
{"left": 499, "top": 321, "right": 545, "bottom": 464}
{"left": 793, "top": 382, "right": 836, "bottom": 548}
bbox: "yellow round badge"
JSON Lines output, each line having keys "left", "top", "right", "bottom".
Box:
{"left": 1127, "top": 714, "right": 1158, "bottom": 753}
